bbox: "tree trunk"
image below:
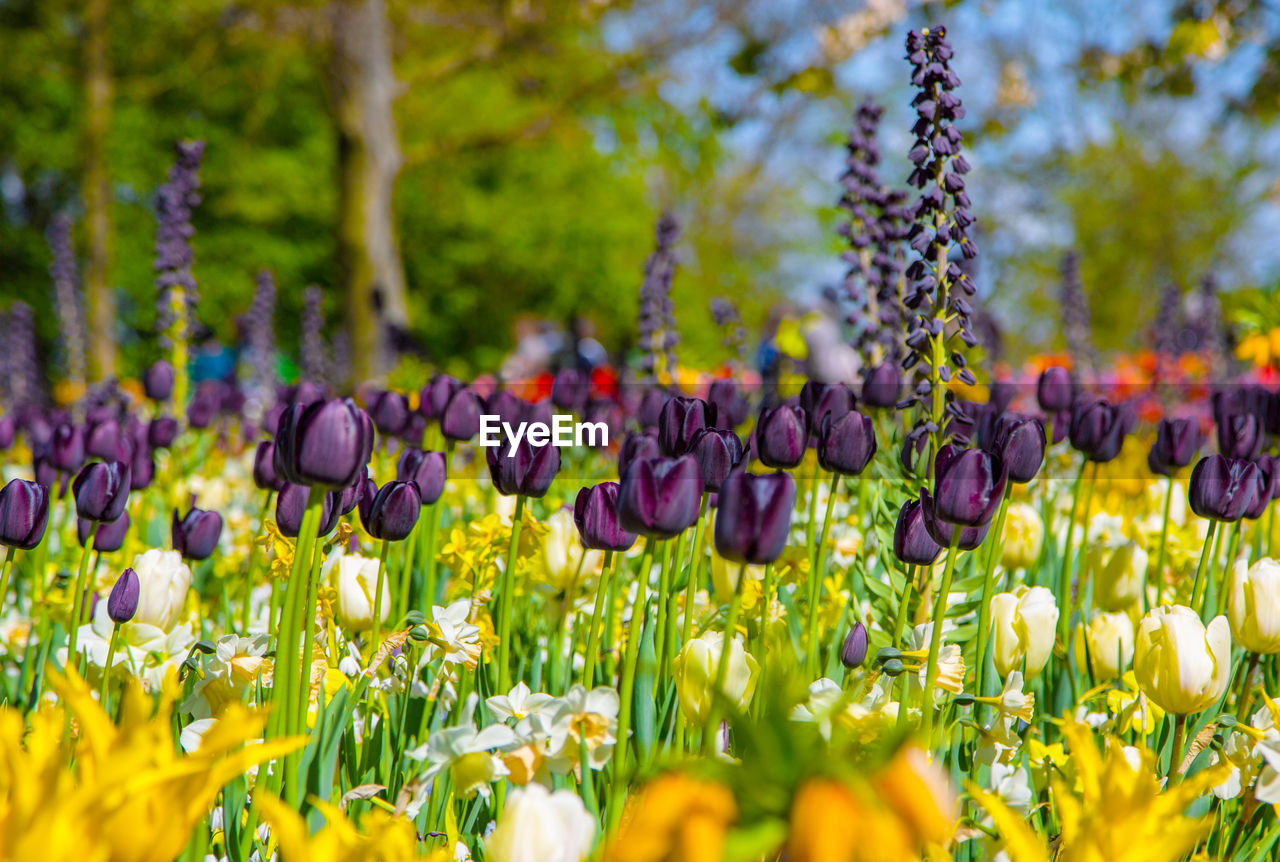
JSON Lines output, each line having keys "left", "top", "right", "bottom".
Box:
{"left": 329, "top": 0, "right": 408, "bottom": 385}
{"left": 83, "top": 0, "right": 116, "bottom": 381}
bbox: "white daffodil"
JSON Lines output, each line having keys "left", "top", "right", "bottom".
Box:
{"left": 488, "top": 681, "right": 559, "bottom": 724}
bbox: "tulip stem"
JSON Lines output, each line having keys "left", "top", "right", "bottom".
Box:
{"left": 0, "top": 547, "right": 15, "bottom": 614}
{"left": 397, "top": 518, "right": 418, "bottom": 623}
{"left": 98, "top": 622, "right": 121, "bottom": 711}
{"left": 610, "top": 537, "right": 654, "bottom": 829}
{"left": 1191, "top": 520, "right": 1220, "bottom": 616}
{"left": 243, "top": 490, "right": 273, "bottom": 633}
{"left": 892, "top": 565, "right": 917, "bottom": 646}
{"left": 370, "top": 539, "right": 391, "bottom": 660}
{"left": 921, "top": 527, "right": 961, "bottom": 743}
{"left": 274, "top": 488, "right": 319, "bottom": 802}
{"left": 703, "top": 561, "right": 749, "bottom": 757}
{"left": 66, "top": 522, "right": 100, "bottom": 660}
{"left": 497, "top": 495, "right": 525, "bottom": 695}
{"left": 1153, "top": 475, "right": 1175, "bottom": 609}
{"left": 806, "top": 472, "right": 840, "bottom": 677}
{"left": 582, "top": 550, "right": 614, "bottom": 687}
{"left": 681, "top": 494, "right": 710, "bottom": 651}
{"left": 975, "top": 488, "right": 1011, "bottom": 708}
{"left": 1168, "top": 714, "right": 1188, "bottom": 784}
{"left": 1056, "top": 460, "right": 1088, "bottom": 647}
{"left": 421, "top": 499, "right": 441, "bottom": 611}
{"left": 1210, "top": 521, "right": 1243, "bottom": 619}
{"left": 1237, "top": 652, "right": 1261, "bottom": 721}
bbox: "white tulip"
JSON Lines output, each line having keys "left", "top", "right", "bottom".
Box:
{"left": 1134, "top": 605, "right": 1231, "bottom": 715}
{"left": 485, "top": 782, "right": 596, "bottom": 862}
{"left": 1228, "top": 557, "right": 1280, "bottom": 654}
{"left": 990, "top": 585, "right": 1058, "bottom": 679}
{"left": 331, "top": 553, "right": 389, "bottom": 633}
{"left": 129, "top": 548, "right": 191, "bottom": 631}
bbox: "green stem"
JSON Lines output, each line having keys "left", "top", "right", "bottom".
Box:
{"left": 370, "top": 539, "right": 391, "bottom": 659}
{"left": 1153, "top": 475, "right": 1174, "bottom": 609}
{"left": 67, "top": 522, "right": 100, "bottom": 660}
{"left": 1056, "top": 460, "right": 1088, "bottom": 646}
{"left": 921, "top": 527, "right": 961, "bottom": 742}
{"left": 975, "top": 489, "right": 1011, "bottom": 702}
{"left": 0, "top": 547, "right": 16, "bottom": 613}
{"left": 806, "top": 472, "right": 840, "bottom": 677}
{"left": 1168, "top": 714, "right": 1188, "bottom": 784}
{"left": 582, "top": 551, "right": 614, "bottom": 687}
{"left": 703, "top": 562, "right": 749, "bottom": 757}
{"left": 680, "top": 495, "right": 711, "bottom": 648}
{"left": 98, "top": 623, "right": 121, "bottom": 710}
{"left": 497, "top": 496, "right": 526, "bottom": 694}
{"left": 421, "top": 499, "right": 442, "bottom": 611}
{"left": 609, "top": 537, "right": 654, "bottom": 829}
{"left": 1191, "top": 520, "right": 1220, "bottom": 615}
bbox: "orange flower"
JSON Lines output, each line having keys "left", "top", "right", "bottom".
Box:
{"left": 872, "top": 747, "right": 957, "bottom": 850}
{"left": 606, "top": 773, "right": 736, "bottom": 862}
{"left": 787, "top": 779, "right": 913, "bottom": 862}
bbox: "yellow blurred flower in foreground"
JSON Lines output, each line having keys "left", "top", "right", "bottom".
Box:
{"left": 260, "top": 797, "right": 432, "bottom": 862}
{"left": 606, "top": 773, "right": 736, "bottom": 862}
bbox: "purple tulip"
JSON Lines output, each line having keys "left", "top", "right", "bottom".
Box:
{"left": 635, "top": 388, "right": 669, "bottom": 429}
{"left": 253, "top": 440, "right": 284, "bottom": 491}
{"left": 754, "top": 404, "right": 807, "bottom": 469}
{"left": 85, "top": 418, "right": 128, "bottom": 462}
{"left": 107, "top": 568, "right": 140, "bottom": 624}
{"left": 990, "top": 413, "right": 1045, "bottom": 484}
{"left": 79, "top": 511, "right": 130, "bottom": 552}
{"left": 894, "top": 499, "right": 942, "bottom": 565}
{"left": 931, "top": 444, "right": 1006, "bottom": 527}
{"left": 49, "top": 423, "right": 85, "bottom": 474}
{"left": 419, "top": 374, "right": 462, "bottom": 420}
{"left": 713, "top": 468, "right": 795, "bottom": 564}
{"left": 367, "top": 390, "right": 410, "bottom": 437}
{"left": 0, "top": 478, "right": 49, "bottom": 550}
{"left": 687, "top": 428, "right": 744, "bottom": 492}
{"left": 486, "top": 389, "right": 526, "bottom": 428}
{"left": 1150, "top": 417, "right": 1202, "bottom": 475}
{"left": 1069, "top": 397, "right": 1127, "bottom": 463}
{"left": 487, "top": 439, "right": 560, "bottom": 498}
{"left": 618, "top": 431, "right": 661, "bottom": 481}
{"left": 817, "top": 411, "right": 876, "bottom": 476}
{"left": 658, "top": 396, "right": 716, "bottom": 456}
{"left": 187, "top": 390, "right": 219, "bottom": 429}
{"left": 72, "top": 461, "right": 131, "bottom": 523}
{"left": 172, "top": 507, "right": 223, "bottom": 560}
{"left": 840, "top": 621, "right": 868, "bottom": 669}
{"left": 291, "top": 380, "right": 329, "bottom": 406}
{"left": 275, "top": 398, "right": 374, "bottom": 489}
{"left": 148, "top": 416, "right": 180, "bottom": 449}
{"left": 275, "top": 483, "right": 340, "bottom": 538}
{"left": 861, "top": 363, "right": 903, "bottom": 409}
{"left": 574, "top": 482, "right": 638, "bottom": 552}
{"left": 0, "top": 416, "right": 15, "bottom": 450}
{"left": 1189, "top": 454, "right": 1264, "bottom": 523}
{"left": 706, "top": 379, "right": 748, "bottom": 428}
{"left": 143, "top": 360, "right": 176, "bottom": 402}
{"left": 1218, "top": 413, "right": 1263, "bottom": 461}
{"left": 900, "top": 428, "right": 929, "bottom": 475}
{"left": 919, "top": 488, "right": 992, "bottom": 550}
{"left": 397, "top": 448, "right": 447, "bottom": 505}
{"left": 551, "top": 368, "right": 589, "bottom": 411}
{"left": 130, "top": 448, "right": 155, "bottom": 491}
{"left": 361, "top": 480, "right": 422, "bottom": 541}
{"left": 800, "top": 381, "right": 855, "bottom": 437}
{"left": 440, "top": 388, "right": 482, "bottom": 442}
{"left": 1036, "top": 366, "right": 1074, "bottom": 413}
{"left": 618, "top": 455, "right": 703, "bottom": 539}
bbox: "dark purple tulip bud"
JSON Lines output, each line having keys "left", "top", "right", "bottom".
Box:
{"left": 0, "top": 478, "right": 49, "bottom": 550}
{"left": 49, "top": 423, "right": 85, "bottom": 474}
{"left": 618, "top": 431, "right": 661, "bottom": 481}
{"left": 706, "top": 379, "right": 748, "bottom": 428}
{"left": 275, "top": 398, "right": 374, "bottom": 489}
{"left": 130, "top": 449, "right": 155, "bottom": 491}
{"left": 79, "top": 511, "right": 129, "bottom": 552}
{"left": 355, "top": 473, "right": 379, "bottom": 524}
{"left": 1218, "top": 413, "right": 1263, "bottom": 461}
{"left": 919, "top": 488, "right": 992, "bottom": 550}
{"left": 840, "top": 622, "right": 868, "bottom": 669}
{"left": 367, "top": 390, "right": 410, "bottom": 437}
{"left": 143, "top": 360, "right": 175, "bottom": 402}
{"left": 487, "top": 439, "right": 561, "bottom": 498}
{"left": 85, "top": 418, "right": 124, "bottom": 462}
{"left": 400, "top": 412, "right": 427, "bottom": 447}
{"left": 1049, "top": 409, "right": 1070, "bottom": 445}
{"left": 186, "top": 393, "right": 218, "bottom": 429}
{"left": 1151, "top": 417, "right": 1202, "bottom": 474}
{"left": 636, "top": 388, "right": 668, "bottom": 429}
{"left": 800, "top": 382, "right": 855, "bottom": 437}
{"left": 361, "top": 480, "right": 422, "bottom": 541}
{"left": 291, "top": 380, "right": 328, "bottom": 406}
{"left": 817, "top": 411, "right": 876, "bottom": 476}
{"left": 894, "top": 499, "right": 942, "bottom": 565}
{"left": 275, "top": 482, "right": 340, "bottom": 538}
{"left": 573, "top": 482, "right": 638, "bottom": 551}
{"left": 107, "top": 568, "right": 140, "bottom": 624}
{"left": 687, "top": 428, "right": 744, "bottom": 492}
{"left": 754, "top": 404, "right": 807, "bottom": 469}
{"left": 335, "top": 470, "right": 365, "bottom": 516}
{"left": 1246, "top": 456, "right": 1280, "bottom": 519}
{"left": 440, "top": 389, "right": 482, "bottom": 442}
{"left": 72, "top": 460, "right": 131, "bottom": 523}
{"left": 0, "top": 416, "right": 15, "bottom": 450}
{"left": 420, "top": 374, "right": 462, "bottom": 420}
{"left": 618, "top": 455, "right": 703, "bottom": 539}
{"left": 900, "top": 428, "right": 929, "bottom": 475}
{"left": 931, "top": 444, "right": 1006, "bottom": 526}
{"left": 861, "top": 363, "right": 902, "bottom": 409}
{"left": 990, "top": 413, "right": 1045, "bottom": 484}
{"left": 551, "top": 368, "right": 589, "bottom": 411}
{"left": 148, "top": 416, "right": 180, "bottom": 449}
{"left": 397, "top": 448, "right": 447, "bottom": 505}
{"left": 523, "top": 398, "right": 554, "bottom": 430}
{"left": 658, "top": 396, "right": 716, "bottom": 456}
{"left": 584, "top": 399, "right": 625, "bottom": 444}
{"left": 172, "top": 507, "right": 223, "bottom": 560}
{"left": 1189, "top": 454, "right": 1264, "bottom": 523}
{"left": 1036, "top": 366, "right": 1074, "bottom": 413}
{"left": 253, "top": 441, "right": 284, "bottom": 491}
{"left": 713, "top": 468, "right": 795, "bottom": 564}
{"left": 1069, "top": 397, "right": 1127, "bottom": 463}
{"left": 486, "top": 390, "right": 525, "bottom": 428}
{"left": 33, "top": 457, "right": 58, "bottom": 491}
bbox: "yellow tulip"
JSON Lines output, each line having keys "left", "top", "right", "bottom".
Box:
{"left": 990, "top": 586, "right": 1058, "bottom": 679}
{"left": 672, "top": 632, "right": 759, "bottom": 723}
{"left": 1087, "top": 542, "right": 1147, "bottom": 611}
{"left": 1000, "top": 502, "right": 1044, "bottom": 570}
{"left": 1134, "top": 605, "right": 1231, "bottom": 715}
{"left": 1227, "top": 556, "right": 1280, "bottom": 654}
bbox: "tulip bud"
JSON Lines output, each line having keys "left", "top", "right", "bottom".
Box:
{"left": 487, "top": 438, "right": 560, "bottom": 498}
{"left": 713, "top": 468, "right": 795, "bottom": 564}
{"left": 686, "top": 428, "right": 744, "bottom": 492}
{"left": 440, "top": 388, "right": 482, "bottom": 442}
{"left": 148, "top": 416, "right": 180, "bottom": 450}
{"left": 990, "top": 585, "right": 1058, "bottom": 679}
{"left": 754, "top": 404, "right": 807, "bottom": 469}
{"left": 800, "top": 381, "right": 855, "bottom": 437}
{"left": 1087, "top": 542, "right": 1147, "bottom": 611}
{"left": 840, "top": 622, "right": 868, "bottom": 669}
{"left": 361, "top": 480, "right": 422, "bottom": 541}
{"left": 990, "top": 413, "right": 1045, "bottom": 484}
{"left": 331, "top": 553, "right": 390, "bottom": 632}
{"left": 397, "top": 448, "right": 447, "bottom": 505}
{"left": 72, "top": 460, "right": 131, "bottom": 523}
{"left": 0, "top": 416, "right": 14, "bottom": 451}
{"left": 1189, "top": 454, "right": 1264, "bottom": 523}
{"left": 366, "top": 390, "right": 410, "bottom": 437}
{"left": 573, "top": 482, "right": 638, "bottom": 552}
{"left": 1074, "top": 611, "right": 1134, "bottom": 682}
{"left": 485, "top": 783, "right": 597, "bottom": 862}
{"left": 419, "top": 374, "right": 462, "bottom": 420}
{"left": 861, "top": 362, "right": 902, "bottom": 409}
{"left": 128, "top": 548, "right": 192, "bottom": 631}
{"left": 657, "top": 396, "right": 715, "bottom": 456}
{"left": 817, "top": 410, "right": 876, "bottom": 476}
{"left": 1069, "top": 397, "right": 1127, "bottom": 463}
{"left": 617, "top": 431, "right": 660, "bottom": 481}
{"left": 1036, "top": 366, "right": 1073, "bottom": 413}
{"left": 707, "top": 379, "right": 748, "bottom": 428}
{"left": 275, "top": 482, "right": 340, "bottom": 538}
{"left": 550, "top": 368, "right": 589, "bottom": 411}
{"left": 49, "top": 423, "right": 85, "bottom": 474}
{"left": 1150, "top": 417, "right": 1202, "bottom": 474}
{"left": 618, "top": 455, "right": 702, "bottom": 539}
{"left": 1228, "top": 557, "right": 1280, "bottom": 654}
{"left": 275, "top": 398, "right": 374, "bottom": 489}
{"left": 893, "top": 499, "right": 942, "bottom": 566}
{"left": 930, "top": 444, "right": 1006, "bottom": 527}
{"left": 171, "top": 507, "right": 224, "bottom": 561}
{"left": 85, "top": 418, "right": 127, "bottom": 462}
{"left": 78, "top": 512, "right": 130, "bottom": 553}
{"left": 1134, "top": 605, "right": 1231, "bottom": 714}
{"left": 673, "top": 631, "right": 760, "bottom": 722}
{"left": 253, "top": 440, "right": 284, "bottom": 491}
{"left": 1218, "top": 412, "right": 1263, "bottom": 460}
{"left": 635, "top": 388, "right": 668, "bottom": 429}
{"left": 143, "top": 359, "right": 176, "bottom": 402}
{"left": 107, "top": 568, "right": 140, "bottom": 624}
{"left": 0, "top": 478, "right": 49, "bottom": 550}
{"left": 999, "top": 502, "right": 1043, "bottom": 570}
